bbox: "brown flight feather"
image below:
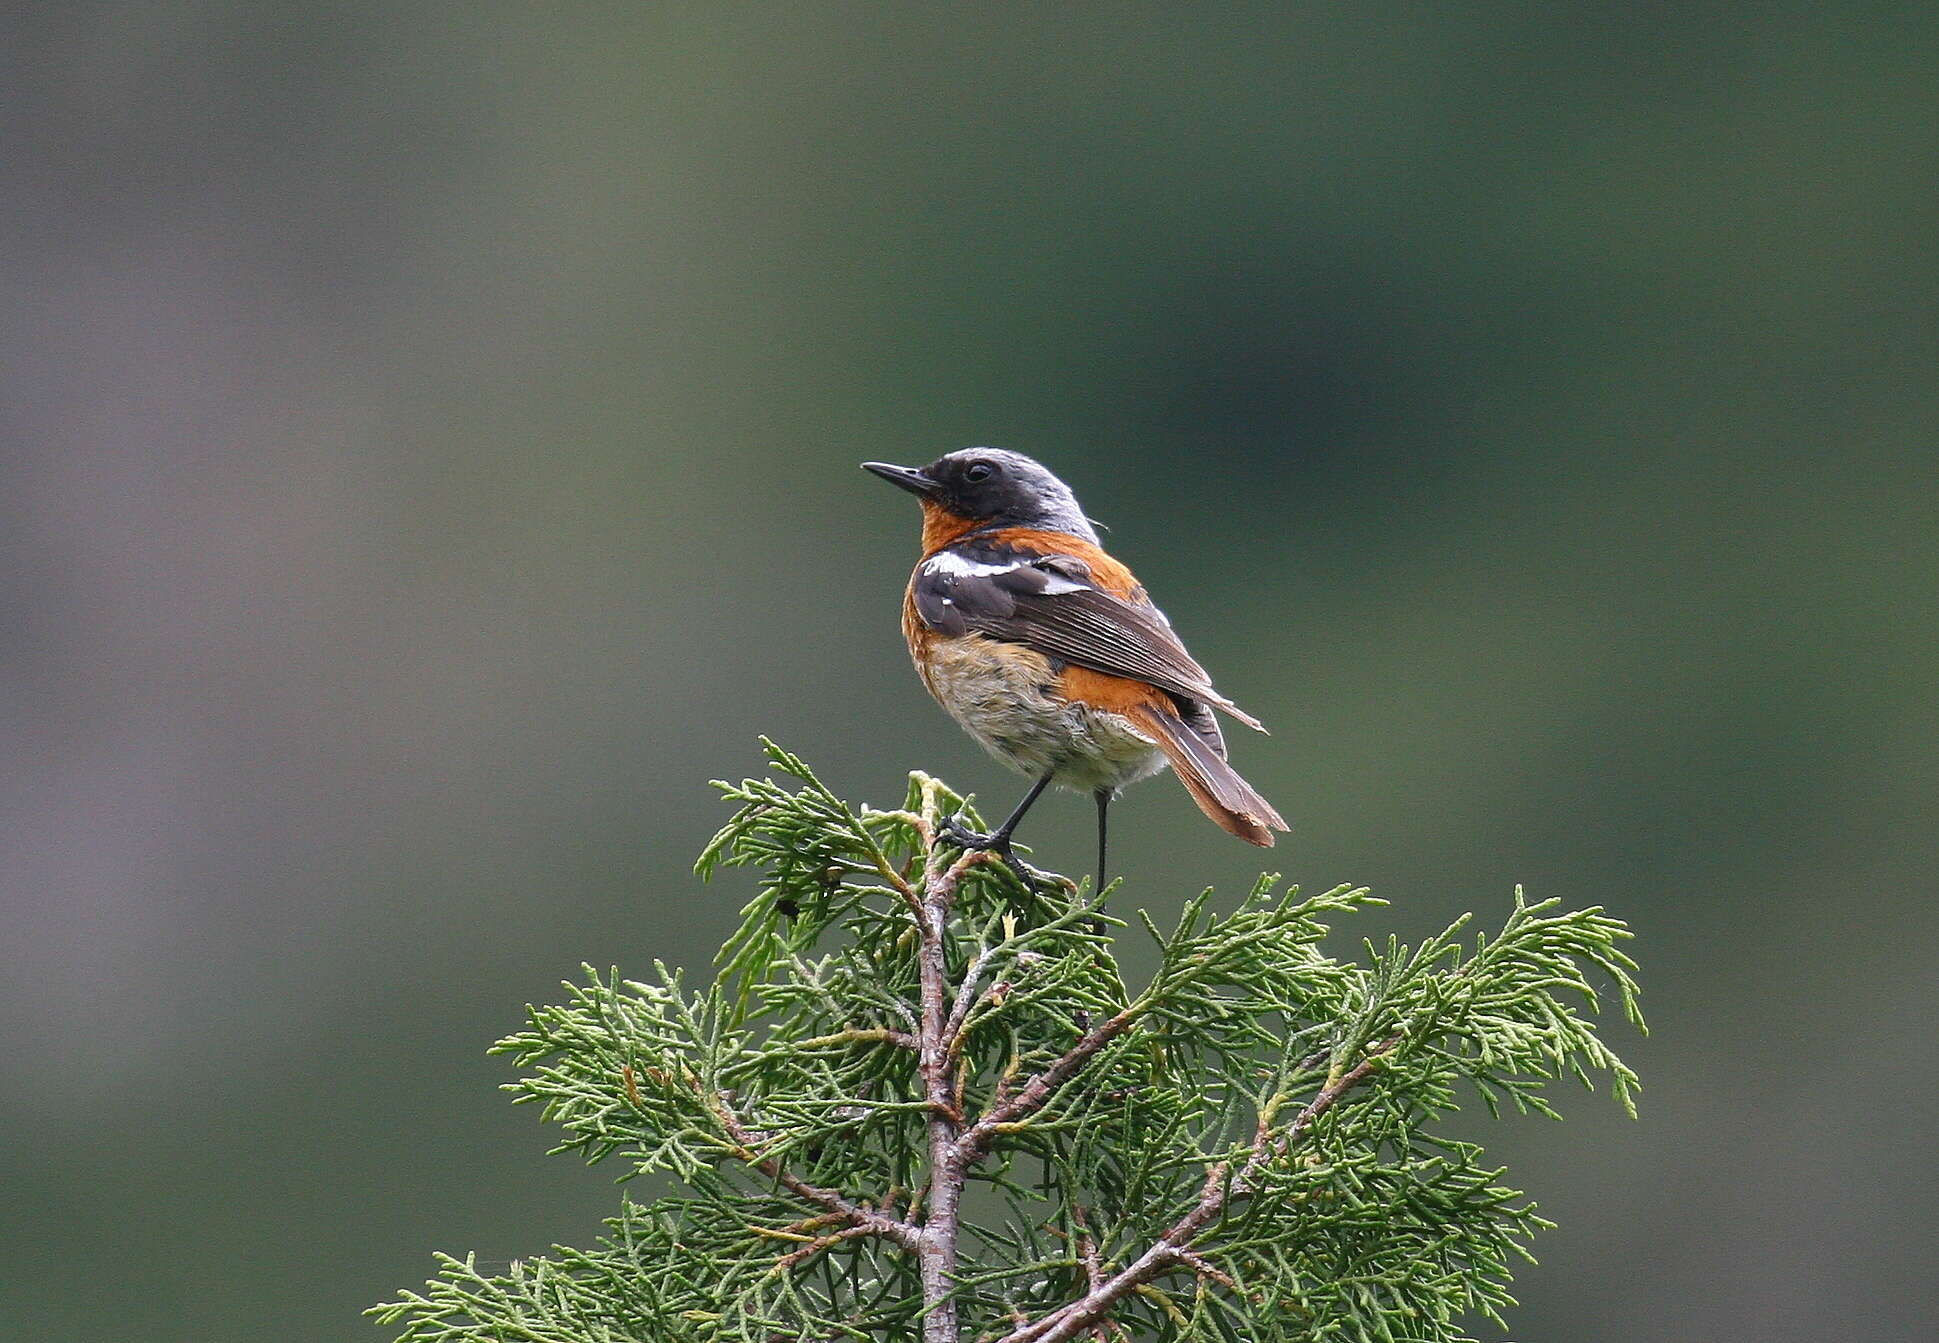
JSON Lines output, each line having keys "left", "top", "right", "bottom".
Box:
{"left": 1122, "top": 700, "right": 1286, "bottom": 847}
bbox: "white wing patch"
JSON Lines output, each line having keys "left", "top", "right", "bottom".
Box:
{"left": 923, "top": 551, "right": 1029, "bottom": 580}
{"left": 921, "top": 549, "right": 1095, "bottom": 594}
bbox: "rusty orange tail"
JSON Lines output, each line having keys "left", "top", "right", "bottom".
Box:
{"left": 1125, "top": 702, "right": 1287, "bottom": 847}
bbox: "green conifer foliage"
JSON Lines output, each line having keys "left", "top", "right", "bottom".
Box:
{"left": 374, "top": 741, "right": 1642, "bottom": 1342}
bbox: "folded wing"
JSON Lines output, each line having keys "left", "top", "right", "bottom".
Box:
{"left": 912, "top": 545, "right": 1266, "bottom": 732}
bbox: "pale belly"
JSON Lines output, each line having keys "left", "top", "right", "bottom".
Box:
{"left": 917, "top": 634, "right": 1168, "bottom": 794}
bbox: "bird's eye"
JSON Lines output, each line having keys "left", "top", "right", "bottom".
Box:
{"left": 964, "top": 461, "right": 995, "bottom": 483}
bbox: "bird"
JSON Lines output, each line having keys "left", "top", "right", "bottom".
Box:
{"left": 863, "top": 448, "right": 1286, "bottom": 889}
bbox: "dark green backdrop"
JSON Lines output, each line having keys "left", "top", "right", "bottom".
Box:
{"left": 4, "top": 4, "right": 1933, "bottom": 1340}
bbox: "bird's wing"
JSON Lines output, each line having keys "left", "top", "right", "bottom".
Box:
{"left": 912, "top": 546, "right": 1265, "bottom": 731}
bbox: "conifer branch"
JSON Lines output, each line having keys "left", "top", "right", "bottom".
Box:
{"left": 710, "top": 1088, "right": 922, "bottom": 1251}
{"left": 959, "top": 1003, "right": 1144, "bottom": 1154}
{"left": 375, "top": 744, "right": 1644, "bottom": 1343}
{"left": 995, "top": 1039, "right": 1395, "bottom": 1343}
{"left": 792, "top": 1026, "right": 920, "bottom": 1052}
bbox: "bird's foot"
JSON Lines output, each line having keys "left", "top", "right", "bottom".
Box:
{"left": 938, "top": 811, "right": 1006, "bottom": 852}
{"left": 937, "top": 813, "right": 1055, "bottom": 894}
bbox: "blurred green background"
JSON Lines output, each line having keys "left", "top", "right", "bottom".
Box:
{"left": 4, "top": 4, "right": 1934, "bottom": 1339}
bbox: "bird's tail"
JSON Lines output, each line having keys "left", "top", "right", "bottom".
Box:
{"left": 1125, "top": 702, "right": 1288, "bottom": 847}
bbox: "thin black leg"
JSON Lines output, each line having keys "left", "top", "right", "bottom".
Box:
{"left": 1094, "top": 789, "right": 1112, "bottom": 890}
{"left": 938, "top": 771, "right": 1057, "bottom": 879}
{"left": 992, "top": 771, "right": 1056, "bottom": 843}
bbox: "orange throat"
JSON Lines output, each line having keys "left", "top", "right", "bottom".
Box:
{"left": 918, "top": 501, "right": 985, "bottom": 554}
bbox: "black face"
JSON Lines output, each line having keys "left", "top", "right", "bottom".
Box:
{"left": 860, "top": 445, "right": 1101, "bottom": 538}
{"left": 916, "top": 452, "right": 1028, "bottom": 520}
{"left": 862, "top": 449, "right": 1087, "bottom": 535}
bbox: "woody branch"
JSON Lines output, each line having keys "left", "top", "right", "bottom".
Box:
{"left": 912, "top": 783, "right": 990, "bottom": 1343}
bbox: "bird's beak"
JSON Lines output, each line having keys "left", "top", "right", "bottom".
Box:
{"left": 861, "top": 461, "right": 942, "bottom": 498}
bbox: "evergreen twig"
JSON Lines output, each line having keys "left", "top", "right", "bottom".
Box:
{"left": 374, "top": 742, "right": 1644, "bottom": 1342}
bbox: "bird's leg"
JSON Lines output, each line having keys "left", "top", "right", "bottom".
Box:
{"left": 1094, "top": 788, "right": 1112, "bottom": 891}
{"left": 942, "top": 771, "right": 1055, "bottom": 852}
{"left": 940, "top": 770, "right": 1056, "bottom": 889}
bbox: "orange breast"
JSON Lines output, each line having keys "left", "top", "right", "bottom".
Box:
{"left": 901, "top": 584, "right": 932, "bottom": 664}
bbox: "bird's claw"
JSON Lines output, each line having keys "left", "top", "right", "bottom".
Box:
{"left": 938, "top": 812, "right": 1001, "bottom": 851}
{"left": 937, "top": 813, "right": 1054, "bottom": 894}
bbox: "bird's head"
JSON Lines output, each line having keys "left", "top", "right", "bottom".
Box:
{"left": 862, "top": 448, "right": 1099, "bottom": 548}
